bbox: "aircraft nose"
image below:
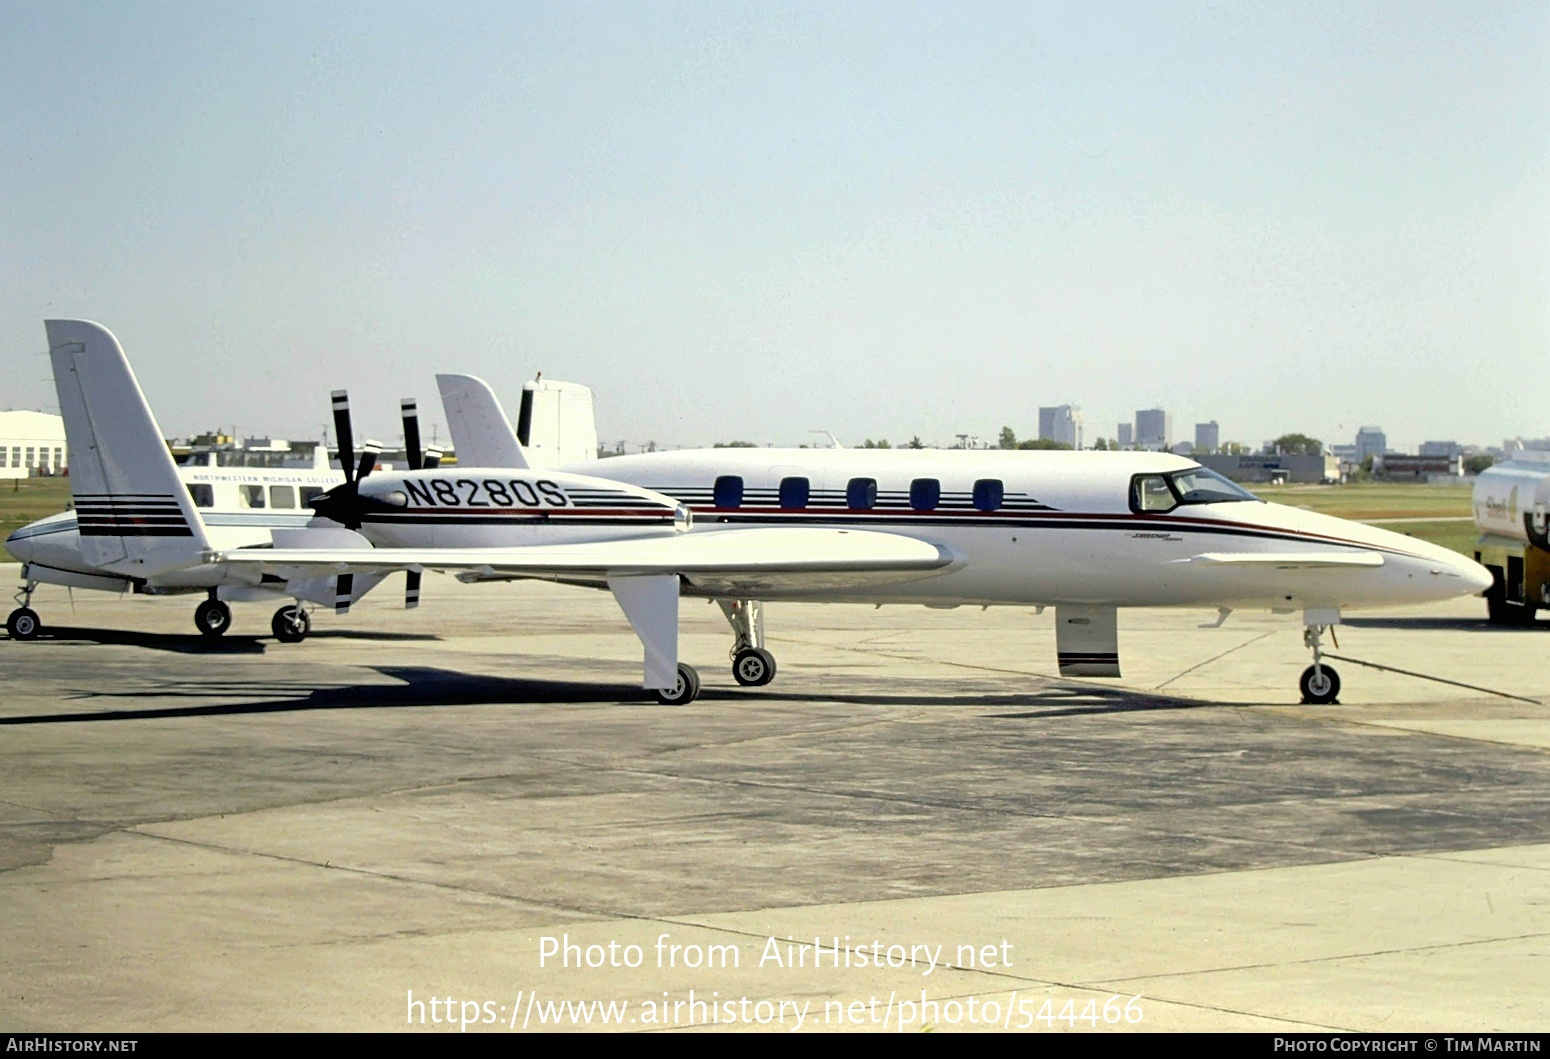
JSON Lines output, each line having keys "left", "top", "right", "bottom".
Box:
{"left": 1458, "top": 555, "right": 1494, "bottom": 595}
{"left": 5, "top": 528, "right": 33, "bottom": 563}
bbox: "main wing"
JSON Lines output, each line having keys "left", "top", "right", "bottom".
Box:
{"left": 206, "top": 526, "right": 959, "bottom": 595}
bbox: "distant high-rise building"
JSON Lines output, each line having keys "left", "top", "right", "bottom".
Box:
{"left": 1135, "top": 409, "right": 1171, "bottom": 451}
{"left": 1356, "top": 426, "right": 1387, "bottom": 463}
{"left": 1117, "top": 423, "right": 1134, "bottom": 448}
{"left": 1194, "top": 421, "right": 1220, "bottom": 453}
{"left": 1038, "top": 405, "right": 1083, "bottom": 450}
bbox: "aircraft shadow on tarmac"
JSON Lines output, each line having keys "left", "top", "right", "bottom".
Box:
{"left": 1342, "top": 616, "right": 1531, "bottom": 632}
{"left": 18, "top": 626, "right": 441, "bottom": 653}
{"left": 0, "top": 663, "right": 1211, "bottom": 725}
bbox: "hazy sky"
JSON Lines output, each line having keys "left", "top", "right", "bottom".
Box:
{"left": 3, "top": 1, "right": 1547, "bottom": 453}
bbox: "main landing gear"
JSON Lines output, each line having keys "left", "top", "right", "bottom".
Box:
{"left": 719, "top": 599, "right": 776, "bottom": 687}
{"left": 271, "top": 604, "right": 311, "bottom": 643}
{"left": 194, "top": 592, "right": 232, "bottom": 638}
{"left": 7, "top": 578, "right": 41, "bottom": 640}
{"left": 1300, "top": 621, "right": 1341, "bottom": 705}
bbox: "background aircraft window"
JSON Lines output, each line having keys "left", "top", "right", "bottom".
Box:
{"left": 972, "top": 479, "right": 1004, "bottom": 512}
{"left": 713, "top": 475, "right": 743, "bottom": 509}
{"left": 847, "top": 477, "right": 877, "bottom": 509}
{"left": 779, "top": 476, "right": 809, "bottom": 509}
{"left": 269, "top": 485, "right": 297, "bottom": 509}
{"left": 240, "top": 484, "right": 266, "bottom": 509}
{"left": 187, "top": 484, "right": 214, "bottom": 508}
{"left": 1131, "top": 475, "right": 1177, "bottom": 513}
{"left": 300, "top": 487, "right": 326, "bottom": 506}
{"left": 910, "top": 478, "right": 940, "bottom": 511}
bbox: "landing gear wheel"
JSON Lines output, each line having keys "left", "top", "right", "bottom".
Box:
{"left": 654, "top": 663, "right": 701, "bottom": 706}
{"left": 732, "top": 647, "right": 777, "bottom": 687}
{"left": 7, "top": 607, "right": 41, "bottom": 641}
{"left": 1299, "top": 664, "right": 1341, "bottom": 705}
{"left": 195, "top": 599, "right": 232, "bottom": 638}
{"left": 271, "top": 605, "right": 311, "bottom": 643}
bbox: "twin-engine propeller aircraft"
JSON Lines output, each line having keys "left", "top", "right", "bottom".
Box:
{"left": 227, "top": 370, "right": 1493, "bottom": 706}
{"left": 3, "top": 320, "right": 401, "bottom": 642}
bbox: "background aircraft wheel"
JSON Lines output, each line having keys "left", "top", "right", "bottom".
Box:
{"left": 732, "top": 647, "right": 777, "bottom": 687}
{"left": 654, "top": 663, "right": 701, "bottom": 706}
{"left": 1299, "top": 664, "right": 1340, "bottom": 705}
{"left": 195, "top": 599, "right": 232, "bottom": 638}
{"left": 271, "top": 605, "right": 311, "bottom": 643}
{"left": 7, "top": 607, "right": 41, "bottom": 641}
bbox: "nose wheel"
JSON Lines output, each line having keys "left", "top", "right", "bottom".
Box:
{"left": 1299, "top": 663, "right": 1340, "bottom": 705}
{"left": 8, "top": 577, "right": 41, "bottom": 640}
{"left": 1300, "top": 620, "right": 1340, "bottom": 704}
{"left": 7, "top": 606, "right": 40, "bottom": 640}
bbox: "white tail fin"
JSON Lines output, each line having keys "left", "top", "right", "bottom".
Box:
{"left": 435, "top": 373, "right": 528, "bottom": 469}
{"left": 436, "top": 373, "right": 599, "bottom": 470}
{"left": 521, "top": 378, "right": 598, "bottom": 467}
{"left": 45, "top": 320, "right": 211, "bottom": 576}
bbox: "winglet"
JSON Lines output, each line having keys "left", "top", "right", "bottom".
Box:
{"left": 45, "top": 320, "right": 211, "bottom": 576}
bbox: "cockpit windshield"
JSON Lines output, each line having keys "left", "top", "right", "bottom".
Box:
{"left": 1168, "top": 468, "right": 1259, "bottom": 505}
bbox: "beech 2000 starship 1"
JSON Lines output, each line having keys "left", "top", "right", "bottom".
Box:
{"left": 21, "top": 321, "right": 1493, "bottom": 706}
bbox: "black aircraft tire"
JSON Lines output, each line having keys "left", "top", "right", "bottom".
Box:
{"left": 732, "top": 647, "right": 777, "bottom": 687}
{"left": 7, "top": 607, "right": 41, "bottom": 641}
{"left": 272, "top": 606, "right": 311, "bottom": 644}
{"left": 195, "top": 599, "right": 232, "bottom": 638}
{"left": 655, "top": 663, "right": 702, "bottom": 706}
{"left": 1299, "top": 664, "right": 1341, "bottom": 705}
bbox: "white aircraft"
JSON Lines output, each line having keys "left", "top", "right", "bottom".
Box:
{"left": 13, "top": 321, "right": 950, "bottom": 708}
{"left": 2, "top": 320, "right": 411, "bottom": 642}
{"left": 220, "top": 368, "right": 1494, "bottom": 706}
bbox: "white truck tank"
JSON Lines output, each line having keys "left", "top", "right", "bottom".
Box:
{"left": 1473, "top": 461, "right": 1550, "bottom": 547}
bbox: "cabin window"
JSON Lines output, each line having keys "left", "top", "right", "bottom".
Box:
{"left": 187, "top": 484, "right": 214, "bottom": 509}
{"left": 269, "top": 485, "right": 296, "bottom": 509}
{"left": 779, "top": 476, "right": 809, "bottom": 509}
{"left": 972, "top": 479, "right": 1003, "bottom": 512}
{"left": 713, "top": 475, "right": 743, "bottom": 509}
{"left": 847, "top": 477, "right": 877, "bottom": 510}
{"left": 910, "top": 478, "right": 940, "bottom": 511}
{"left": 240, "top": 484, "right": 266, "bottom": 509}
{"left": 1130, "top": 474, "right": 1177, "bottom": 513}
{"left": 1167, "top": 468, "right": 1258, "bottom": 505}
{"left": 301, "top": 487, "right": 326, "bottom": 506}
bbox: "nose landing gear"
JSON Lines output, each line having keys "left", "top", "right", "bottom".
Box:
{"left": 7, "top": 578, "right": 41, "bottom": 640}
{"left": 1300, "top": 620, "right": 1341, "bottom": 705}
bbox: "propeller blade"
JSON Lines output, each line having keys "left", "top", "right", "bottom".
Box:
{"left": 356, "top": 441, "right": 381, "bottom": 483}
{"left": 331, "top": 390, "right": 356, "bottom": 484}
{"left": 423, "top": 447, "right": 443, "bottom": 470}
{"left": 405, "top": 570, "right": 421, "bottom": 610}
{"left": 335, "top": 573, "right": 354, "bottom": 615}
{"left": 401, "top": 398, "right": 423, "bottom": 471}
